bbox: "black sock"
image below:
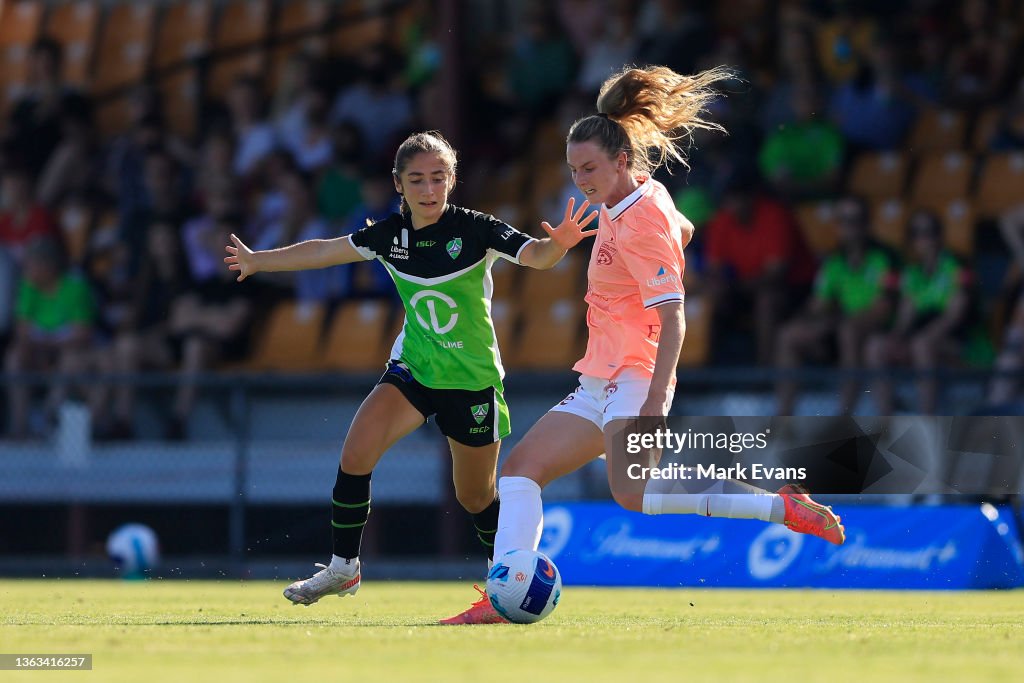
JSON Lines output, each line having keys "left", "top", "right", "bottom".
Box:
{"left": 472, "top": 496, "right": 500, "bottom": 560}
{"left": 332, "top": 467, "right": 371, "bottom": 560}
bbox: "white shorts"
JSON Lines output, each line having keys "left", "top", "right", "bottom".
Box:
{"left": 549, "top": 368, "right": 674, "bottom": 430}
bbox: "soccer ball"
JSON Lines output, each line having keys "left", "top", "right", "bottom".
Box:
{"left": 106, "top": 523, "right": 159, "bottom": 579}
{"left": 486, "top": 550, "right": 562, "bottom": 623}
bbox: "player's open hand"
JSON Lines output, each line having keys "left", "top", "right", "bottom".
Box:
{"left": 541, "top": 197, "right": 599, "bottom": 251}
{"left": 224, "top": 233, "right": 256, "bottom": 282}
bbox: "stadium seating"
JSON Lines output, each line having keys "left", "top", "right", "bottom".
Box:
{"left": 939, "top": 200, "right": 976, "bottom": 257}
{"left": 154, "top": 0, "right": 212, "bottom": 71}
{"left": 518, "top": 251, "right": 584, "bottom": 303}
{"left": 795, "top": 201, "right": 839, "bottom": 255}
{"left": 43, "top": 0, "right": 99, "bottom": 87}
{"left": 488, "top": 257, "right": 517, "bottom": 301}
{"left": 243, "top": 300, "right": 325, "bottom": 372}
{"left": 91, "top": 3, "right": 155, "bottom": 94}
{"left": 909, "top": 151, "right": 973, "bottom": 214}
{"left": 975, "top": 153, "right": 1024, "bottom": 218}
{"left": 158, "top": 67, "right": 200, "bottom": 140}
{"left": 274, "top": 0, "right": 331, "bottom": 44}
{"left": 871, "top": 198, "right": 909, "bottom": 251}
{"left": 972, "top": 106, "right": 1003, "bottom": 151}
{"left": 508, "top": 299, "right": 584, "bottom": 369}
{"left": 846, "top": 151, "right": 908, "bottom": 201}
{"left": 908, "top": 108, "right": 967, "bottom": 152}
{"left": 331, "top": 15, "right": 387, "bottom": 58}
{"left": 208, "top": 0, "right": 269, "bottom": 95}
{"left": 679, "top": 294, "right": 713, "bottom": 367}
{"left": 0, "top": 46, "right": 29, "bottom": 113}
{"left": 0, "top": 0, "right": 43, "bottom": 47}
{"left": 489, "top": 298, "right": 517, "bottom": 359}
{"left": 320, "top": 300, "right": 390, "bottom": 371}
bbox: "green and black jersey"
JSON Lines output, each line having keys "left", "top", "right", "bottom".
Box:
{"left": 347, "top": 205, "right": 534, "bottom": 391}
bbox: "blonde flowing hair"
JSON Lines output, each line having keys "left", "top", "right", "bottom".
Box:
{"left": 568, "top": 65, "right": 732, "bottom": 174}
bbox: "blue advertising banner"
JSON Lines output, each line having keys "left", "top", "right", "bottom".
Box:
{"left": 538, "top": 503, "right": 1024, "bottom": 589}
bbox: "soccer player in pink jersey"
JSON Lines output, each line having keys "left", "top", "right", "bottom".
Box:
{"left": 442, "top": 65, "right": 845, "bottom": 625}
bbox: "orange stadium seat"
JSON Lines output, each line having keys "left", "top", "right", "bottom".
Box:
{"left": 679, "top": 294, "right": 713, "bottom": 367}
{"left": 909, "top": 152, "right": 973, "bottom": 214}
{"left": 154, "top": 0, "right": 212, "bottom": 71}
{"left": 972, "top": 106, "right": 1003, "bottom": 151}
{"left": 95, "top": 95, "right": 135, "bottom": 138}
{"left": 275, "top": 0, "right": 332, "bottom": 43}
{"left": 213, "top": 0, "right": 269, "bottom": 51}
{"left": 158, "top": 67, "right": 200, "bottom": 140}
{"left": 320, "top": 300, "right": 390, "bottom": 371}
{"left": 795, "top": 201, "right": 839, "bottom": 255}
{"left": 92, "top": 4, "right": 155, "bottom": 94}
{"left": 489, "top": 257, "right": 517, "bottom": 301}
{"left": 908, "top": 108, "right": 967, "bottom": 152}
{"left": 244, "top": 301, "right": 325, "bottom": 372}
{"left": 0, "top": 45, "right": 30, "bottom": 112}
{"left": 43, "top": 0, "right": 99, "bottom": 87}
{"left": 975, "top": 153, "right": 1024, "bottom": 218}
{"left": 331, "top": 15, "right": 387, "bottom": 58}
{"left": 518, "top": 251, "right": 584, "bottom": 303}
{"left": 939, "top": 200, "right": 976, "bottom": 257}
{"left": 509, "top": 299, "right": 584, "bottom": 369}
{"left": 846, "top": 152, "right": 908, "bottom": 200}
{"left": 206, "top": 51, "right": 265, "bottom": 97}
{"left": 489, "top": 299, "right": 518, "bottom": 358}
{"left": 871, "top": 198, "right": 909, "bottom": 251}
{"left": 0, "top": 0, "right": 44, "bottom": 47}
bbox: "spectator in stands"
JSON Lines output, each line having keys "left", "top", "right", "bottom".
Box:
{"left": 775, "top": 197, "right": 899, "bottom": 415}
{"left": 704, "top": 169, "right": 815, "bottom": 364}
{"left": 828, "top": 40, "right": 919, "bottom": 151}
{"left": 338, "top": 169, "right": 401, "bottom": 300}
{"left": 227, "top": 76, "right": 277, "bottom": 179}
{"left": 284, "top": 87, "right": 334, "bottom": 174}
{"left": 172, "top": 211, "right": 253, "bottom": 440}
{"left": 504, "top": 2, "right": 577, "bottom": 115}
{"left": 986, "top": 204, "right": 1024, "bottom": 408}
{"left": 758, "top": 25, "right": 824, "bottom": 136}
{"left": 35, "top": 96, "right": 98, "bottom": 207}
{"left": 865, "top": 210, "right": 972, "bottom": 414}
{"left": 330, "top": 45, "right": 413, "bottom": 162}
{"left": 93, "top": 220, "right": 192, "bottom": 440}
{"left": 316, "top": 122, "right": 365, "bottom": 228}
{"left": 759, "top": 84, "right": 845, "bottom": 199}
{"left": 4, "top": 238, "right": 96, "bottom": 438}
{"left": 945, "top": 0, "right": 1014, "bottom": 107}
{"left": 6, "top": 38, "right": 89, "bottom": 178}
{"left": 573, "top": 0, "right": 637, "bottom": 97}
{"left": 193, "top": 128, "right": 235, "bottom": 208}
{"left": 118, "top": 149, "right": 188, "bottom": 277}
{"left": 0, "top": 167, "right": 57, "bottom": 265}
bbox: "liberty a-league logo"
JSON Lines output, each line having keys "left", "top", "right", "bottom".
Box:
{"left": 390, "top": 229, "right": 410, "bottom": 260}
{"left": 471, "top": 403, "right": 490, "bottom": 424}
{"left": 446, "top": 237, "right": 463, "bottom": 260}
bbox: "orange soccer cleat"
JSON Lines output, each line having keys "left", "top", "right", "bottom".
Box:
{"left": 778, "top": 484, "right": 846, "bottom": 545}
{"left": 439, "top": 585, "right": 510, "bottom": 625}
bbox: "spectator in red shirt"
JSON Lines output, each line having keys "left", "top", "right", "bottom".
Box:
{"left": 0, "top": 167, "right": 57, "bottom": 264}
{"left": 704, "top": 169, "right": 814, "bottom": 364}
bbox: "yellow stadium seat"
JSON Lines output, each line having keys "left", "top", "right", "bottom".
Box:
{"left": 975, "top": 153, "right": 1024, "bottom": 218}
{"left": 320, "top": 300, "right": 390, "bottom": 371}
{"left": 908, "top": 108, "right": 967, "bottom": 152}
{"left": 795, "top": 201, "right": 839, "bottom": 255}
{"left": 679, "top": 294, "right": 713, "bottom": 367}
{"left": 244, "top": 301, "right": 325, "bottom": 372}
{"left": 158, "top": 68, "right": 200, "bottom": 140}
{"left": 154, "top": 0, "right": 211, "bottom": 71}
{"left": 871, "top": 198, "right": 908, "bottom": 251}
{"left": 508, "top": 299, "right": 584, "bottom": 369}
{"left": 44, "top": 0, "right": 99, "bottom": 86}
{"left": 909, "top": 151, "right": 973, "bottom": 213}
{"left": 213, "top": 0, "right": 269, "bottom": 51}
{"left": 275, "top": 0, "right": 332, "bottom": 40}
{"left": 91, "top": 3, "right": 155, "bottom": 94}
{"left": 846, "top": 151, "right": 908, "bottom": 200}
{"left": 489, "top": 257, "right": 517, "bottom": 301}
{"left": 206, "top": 51, "right": 265, "bottom": 97}
{"left": 0, "top": 0, "right": 44, "bottom": 47}
{"left": 939, "top": 199, "right": 975, "bottom": 257}
{"left": 518, "top": 251, "right": 584, "bottom": 303}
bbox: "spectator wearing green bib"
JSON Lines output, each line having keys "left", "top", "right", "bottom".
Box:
{"left": 776, "top": 197, "right": 898, "bottom": 415}
{"left": 4, "top": 238, "right": 96, "bottom": 438}
{"left": 866, "top": 210, "right": 972, "bottom": 414}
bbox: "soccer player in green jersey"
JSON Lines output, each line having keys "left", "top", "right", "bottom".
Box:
{"left": 224, "top": 131, "right": 596, "bottom": 605}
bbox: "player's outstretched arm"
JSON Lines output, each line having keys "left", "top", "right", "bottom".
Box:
{"left": 224, "top": 233, "right": 366, "bottom": 282}
{"left": 520, "top": 197, "right": 598, "bottom": 270}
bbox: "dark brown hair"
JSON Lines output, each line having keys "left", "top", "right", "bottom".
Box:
{"left": 392, "top": 131, "right": 458, "bottom": 214}
{"left": 567, "top": 65, "right": 731, "bottom": 175}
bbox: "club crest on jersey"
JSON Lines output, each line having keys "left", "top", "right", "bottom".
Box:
{"left": 446, "top": 238, "right": 463, "bottom": 260}
{"left": 470, "top": 403, "right": 489, "bottom": 424}
{"left": 596, "top": 238, "right": 617, "bottom": 265}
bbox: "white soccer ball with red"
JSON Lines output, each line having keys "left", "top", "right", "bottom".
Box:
{"left": 486, "top": 550, "right": 562, "bottom": 623}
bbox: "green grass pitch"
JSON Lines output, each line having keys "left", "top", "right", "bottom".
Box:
{"left": 1, "top": 580, "right": 1022, "bottom": 682}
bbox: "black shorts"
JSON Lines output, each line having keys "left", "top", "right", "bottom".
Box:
{"left": 377, "top": 360, "right": 511, "bottom": 447}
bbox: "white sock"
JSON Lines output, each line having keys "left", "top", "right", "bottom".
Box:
{"left": 493, "top": 476, "right": 543, "bottom": 559}
{"left": 329, "top": 554, "right": 359, "bottom": 573}
{"left": 642, "top": 478, "right": 783, "bottom": 522}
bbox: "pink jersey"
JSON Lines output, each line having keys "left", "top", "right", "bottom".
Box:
{"left": 574, "top": 178, "right": 688, "bottom": 379}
